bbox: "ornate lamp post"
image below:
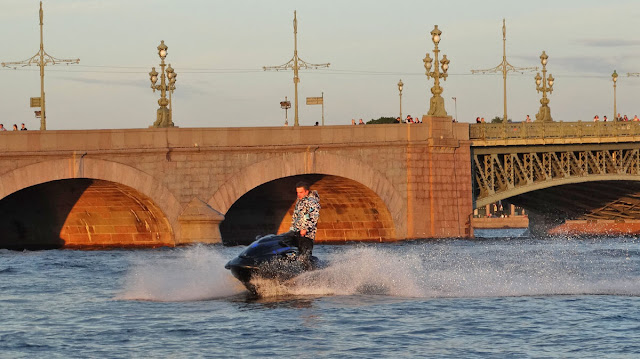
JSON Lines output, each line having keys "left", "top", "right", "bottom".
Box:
{"left": 451, "top": 96, "right": 458, "bottom": 122}
{"left": 534, "top": 51, "right": 554, "bottom": 122}
{"left": 423, "top": 25, "right": 450, "bottom": 117}
{"left": 612, "top": 70, "right": 618, "bottom": 120}
{"left": 149, "top": 40, "right": 177, "bottom": 128}
{"left": 471, "top": 19, "right": 538, "bottom": 123}
{"left": 263, "top": 11, "right": 330, "bottom": 127}
{"left": 1, "top": 2, "right": 79, "bottom": 130}
{"left": 280, "top": 96, "right": 291, "bottom": 125}
{"left": 397, "top": 79, "right": 404, "bottom": 120}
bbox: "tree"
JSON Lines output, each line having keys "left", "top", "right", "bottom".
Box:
{"left": 491, "top": 116, "right": 513, "bottom": 123}
{"left": 366, "top": 116, "right": 398, "bottom": 124}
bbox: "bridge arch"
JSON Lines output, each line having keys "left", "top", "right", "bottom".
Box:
{"left": 209, "top": 152, "right": 404, "bottom": 241}
{"left": 476, "top": 174, "right": 640, "bottom": 207}
{"left": 0, "top": 158, "right": 181, "bottom": 248}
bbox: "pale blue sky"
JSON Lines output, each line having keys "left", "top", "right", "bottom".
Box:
{"left": 1, "top": 0, "right": 639, "bottom": 129}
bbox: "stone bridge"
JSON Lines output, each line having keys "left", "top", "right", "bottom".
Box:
{"left": 0, "top": 116, "right": 472, "bottom": 249}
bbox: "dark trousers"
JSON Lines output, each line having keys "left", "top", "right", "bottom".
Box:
{"left": 292, "top": 235, "right": 313, "bottom": 259}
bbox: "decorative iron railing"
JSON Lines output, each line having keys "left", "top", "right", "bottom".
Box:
{"left": 470, "top": 121, "right": 640, "bottom": 141}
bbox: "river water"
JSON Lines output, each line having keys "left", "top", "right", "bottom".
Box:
{"left": 2, "top": 237, "right": 640, "bottom": 358}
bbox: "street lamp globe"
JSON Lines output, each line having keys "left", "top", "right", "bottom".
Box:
{"left": 431, "top": 25, "right": 441, "bottom": 44}
{"left": 149, "top": 67, "right": 158, "bottom": 87}
{"left": 166, "top": 64, "right": 174, "bottom": 79}
{"left": 547, "top": 74, "right": 554, "bottom": 87}
{"left": 167, "top": 64, "right": 178, "bottom": 87}
{"left": 540, "top": 51, "right": 548, "bottom": 66}
{"left": 158, "top": 40, "right": 168, "bottom": 59}
{"left": 423, "top": 53, "right": 432, "bottom": 72}
{"left": 398, "top": 79, "right": 403, "bottom": 93}
{"left": 441, "top": 55, "right": 449, "bottom": 73}
{"left": 612, "top": 70, "right": 618, "bottom": 83}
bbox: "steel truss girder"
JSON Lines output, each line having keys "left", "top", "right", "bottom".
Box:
{"left": 473, "top": 146, "right": 640, "bottom": 206}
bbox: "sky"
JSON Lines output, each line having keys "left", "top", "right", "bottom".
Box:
{"left": 1, "top": 0, "right": 640, "bottom": 130}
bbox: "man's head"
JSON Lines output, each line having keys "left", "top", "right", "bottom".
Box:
{"left": 295, "top": 181, "right": 310, "bottom": 199}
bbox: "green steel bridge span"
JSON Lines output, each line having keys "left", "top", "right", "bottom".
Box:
{"left": 471, "top": 121, "right": 640, "bottom": 221}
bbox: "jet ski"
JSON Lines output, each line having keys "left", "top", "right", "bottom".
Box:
{"left": 225, "top": 231, "right": 324, "bottom": 295}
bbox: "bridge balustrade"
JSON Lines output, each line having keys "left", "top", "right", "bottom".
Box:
{"left": 470, "top": 121, "right": 640, "bottom": 141}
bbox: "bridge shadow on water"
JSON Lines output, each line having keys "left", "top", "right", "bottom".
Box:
{"left": 508, "top": 180, "right": 640, "bottom": 234}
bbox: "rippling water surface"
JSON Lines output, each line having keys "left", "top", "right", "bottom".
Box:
{"left": 2, "top": 237, "right": 640, "bottom": 358}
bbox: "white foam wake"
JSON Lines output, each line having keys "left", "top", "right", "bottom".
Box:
{"left": 117, "top": 245, "right": 244, "bottom": 301}
{"left": 254, "top": 244, "right": 640, "bottom": 299}
{"left": 254, "top": 246, "right": 427, "bottom": 298}
{"left": 118, "top": 242, "right": 640, "bottom": 301}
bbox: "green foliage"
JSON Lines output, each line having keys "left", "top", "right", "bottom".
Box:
{"left": 490, "top": 116, "right": 514, "bottom": 123}
{"left": 366, "top": 116, "right": 398, "bottom": 124}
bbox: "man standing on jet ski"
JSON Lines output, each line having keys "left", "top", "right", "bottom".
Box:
{"left": 289, "top": 181, "right": 321, "bottom": 263}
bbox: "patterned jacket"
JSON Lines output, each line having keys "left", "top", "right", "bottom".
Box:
{"left": 289, "top": 190, "right": 321, "bottom": 240}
